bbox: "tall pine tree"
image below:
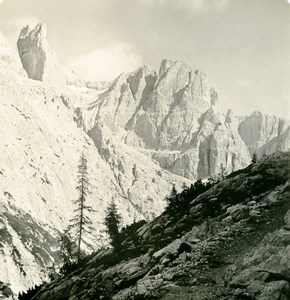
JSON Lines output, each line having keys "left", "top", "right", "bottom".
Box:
{"left": 68, "top": 152, "right": 94, "bottom": 263}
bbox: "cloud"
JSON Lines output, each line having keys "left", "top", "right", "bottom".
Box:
{"left": 67, "top": 41, "right": 143, "bottom": 81}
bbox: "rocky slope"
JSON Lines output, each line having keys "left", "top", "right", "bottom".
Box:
{"left": 31, "top": 152, "right": 290, "bottom": 300}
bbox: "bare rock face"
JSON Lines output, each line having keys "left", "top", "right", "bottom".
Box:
{"left": 238, "top": 111, "right": 290, "bottom": 156}
{"left": 127, "top": 60, "right": 212, "bottom": 151}
{"left": 17, "top": 23, "right": 65, "bottom": 85}
{"left": 1, "top": 40, "right": 191, "bottom": 294}
{"left": 79, "top": 59, "right": 251, "bottom": 179}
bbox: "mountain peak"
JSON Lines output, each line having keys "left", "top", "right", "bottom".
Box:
{"left": 17, "top": 22, "right": 66, "bottom": 85}
{"left": 159, "top": 59, "right": 191, "bottom": 76}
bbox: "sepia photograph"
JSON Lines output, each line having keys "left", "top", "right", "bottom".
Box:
{"left": 0, "top": 0, "right": 289, "bottom": 299}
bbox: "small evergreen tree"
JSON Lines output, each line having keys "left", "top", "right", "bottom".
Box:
{"left": 218, "top": 163, "right": 227, "bottom": 180}
{"left": 252, "top": 152, "right": 258, "bottom": 164}
{"left": 58, "top": 230, "right": 75, "bottom": 265}
{"left": 104, "top": 199, "right": 122, "bottom": 248}
{"left": 68, "top": 152, "right": 94, "bottom": 263}
{"left": 166, "top": 185, "right": 183, "bottom": 215}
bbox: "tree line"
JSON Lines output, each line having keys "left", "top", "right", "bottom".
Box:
{"left": 58, "top": 151, "right": 261, "bottom": 275}
{"left": 165, "top": 151, "right": 260, "bottom": 218}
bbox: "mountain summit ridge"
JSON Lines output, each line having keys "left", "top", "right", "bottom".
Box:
{"left": 78, "top": 58, "right": 289, "bottom": 180}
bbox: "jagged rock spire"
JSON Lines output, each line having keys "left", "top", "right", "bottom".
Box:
{"left": 17, "top": 22, "right": 66, "bottom": 85}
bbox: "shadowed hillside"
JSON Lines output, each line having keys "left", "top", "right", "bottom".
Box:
{"left": 31, "top": 152, "right": 290, "bottom": 300}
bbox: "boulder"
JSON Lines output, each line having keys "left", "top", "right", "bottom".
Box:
{"left": 178, "top": 242, "right": 193, "bottom": 254}
{"left": 257, "top": 280, "right": 290, "bottom": 300}
{"left": 247, "top": 280, "right": 266, "bottom": 295}
{"left": 284, "top": 210, "right": 290, "bottom": 226}
{"left": 153, "top": 239, "right": 181, "bottom": 260}
{"left": 0, "top": 282, "right": 13, "bottom": 299}
{"left": 228, "top": 204, "right": 249, "bottom": 222}
{"left": 258, "top": 246, "right": 290, "bottom": 282}
{"left": 271, "top": 229, "right": 290, "bottom": 247}
{"left": 263, "top": 191, "right": 280, "bottom": 206}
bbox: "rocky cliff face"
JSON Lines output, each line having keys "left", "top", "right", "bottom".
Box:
{"left": 17, "top": 23, "right": 66, "bottom": 85}
{"left": 78, "top": 60, "right": 252, "bottom": 179}
{"left": 78, "top": 59, "right": 290, "bottom": 180}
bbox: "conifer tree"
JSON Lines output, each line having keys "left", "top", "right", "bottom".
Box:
{"left": 104, "top": 199, "right": 122, "bottom": 248}
{"left": 58, "top": 230, "right": 75, "bottom": 265}
{"left": 252, "top": 152, "right": 258, "bottom": 164}
{"left": 218, "top": 163, "right": 227, "bottom": 180}
{"left": 166, "top": 185, "right": 182, "bottom": 215}
{"left": 68, "top": 152, "right": 94, "bottom": 263}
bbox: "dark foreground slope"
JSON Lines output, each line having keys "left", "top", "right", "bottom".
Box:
{"left": 32, "top": 152, "right": 290, "bottom": 300}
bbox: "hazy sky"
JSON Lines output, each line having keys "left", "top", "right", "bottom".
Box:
{"left": 0, "top": 0, "right": 289, "bottom": 118}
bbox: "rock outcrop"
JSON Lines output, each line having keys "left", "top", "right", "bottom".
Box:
{"left": 17, "top": 23, "right": 66, "bottom": 85}
{"left": 0, "top": 282, "right": 13, "bottom": 300}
